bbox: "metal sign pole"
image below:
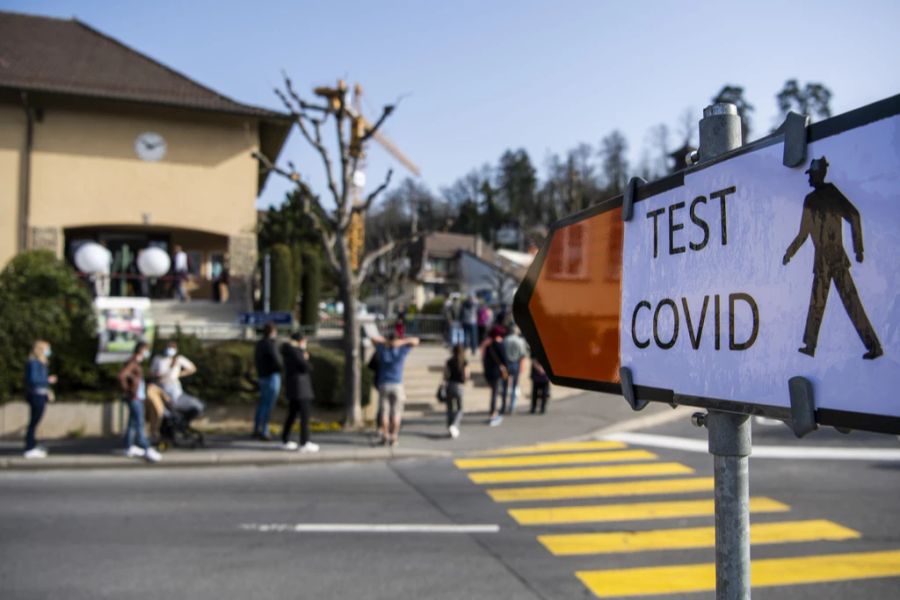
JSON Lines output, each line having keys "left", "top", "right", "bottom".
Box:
{"left": 263, "top": 252, "right": 271, "bottom": 314}
{"left": 697, "top": 102, "right": 752, "bottom": 600}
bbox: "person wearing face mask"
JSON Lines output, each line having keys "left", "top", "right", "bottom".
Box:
{"left": 117, "top": 342, "right": 162, "bottom": 462}
{"left": 151, "top": 341, "right": 203, "bottom": 416}
{"left": 280, "top": 333, "right": 318, "bottom": 452}
{"left": 23, "top": 340, "right": 57, "bottom": 459}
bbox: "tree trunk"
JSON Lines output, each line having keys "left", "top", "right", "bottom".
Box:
{"left": 338, "top": 248, "right": 363, "bottom": 429}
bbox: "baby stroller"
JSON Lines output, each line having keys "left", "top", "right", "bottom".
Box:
{"left": 158, "top": 402, "right": 205, "bottom": 451}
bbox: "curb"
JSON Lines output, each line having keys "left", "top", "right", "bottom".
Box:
{"left": 0, "top": 447, "right": 451, "bottom": 471}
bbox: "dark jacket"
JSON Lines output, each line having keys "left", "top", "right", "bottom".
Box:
{"left": 482, "top": 339, "right": 508, "bottom": 382}
{"left": 255, "top": 337, "right": 282, "bottom": 378}
{"left": 281, "top": 344, "right": 314, "bottom": 400}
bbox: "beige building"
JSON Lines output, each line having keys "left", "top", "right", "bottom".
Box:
{"left": 0, "top": 12, "right": 290, "bottom": 304}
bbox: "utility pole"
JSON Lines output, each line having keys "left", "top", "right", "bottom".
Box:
{"left": 695, "top": 102, "right": 751, "bottom": 600}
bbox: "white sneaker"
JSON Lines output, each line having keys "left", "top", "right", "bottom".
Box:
{"left": 144, "top": 448, "right": 162, "bottom": 463}
{"left": 300, "top": 442, "right": 320, "bottom": 453}
{"left": 23, "top": 447, "right": 47, "bottom": 459}
{"left": 283, "top": 441, "right": 299, "bottom": 451}
{"left": 449, "top": 425, "right": 460, "bottom": 439}
{"left": 489, "top": 415, "right": 503, "bottom": 427}
{"left": 125, "top": 445, "right": 146, "bottom": 458}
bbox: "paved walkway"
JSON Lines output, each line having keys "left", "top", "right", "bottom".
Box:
{"left": 0, "top": 391, "right": 691, "bottom": 470}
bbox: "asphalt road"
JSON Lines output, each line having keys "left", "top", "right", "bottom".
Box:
{"left": 1, "top": 417, "right": 899, "bottom": 599}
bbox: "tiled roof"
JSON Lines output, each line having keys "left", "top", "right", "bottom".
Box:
{"left": 0, "top": 11, "right": 286, "bottom": 119}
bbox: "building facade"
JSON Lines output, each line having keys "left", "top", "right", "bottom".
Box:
{"left": 0, "top": 12, "right": 290, "bottom": 305}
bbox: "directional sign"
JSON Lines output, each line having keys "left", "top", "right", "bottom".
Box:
{"left": 238, "top": 311, "right": 293, "bottom": 326}
{"left": 514, "top": 94, "right": 900, "bottom": 434}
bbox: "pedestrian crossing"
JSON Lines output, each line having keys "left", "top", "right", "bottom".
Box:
{"left": 455, "top": 439, "right": 900, "bottom": 598}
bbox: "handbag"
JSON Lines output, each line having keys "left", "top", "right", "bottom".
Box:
{"left": 436, "top": 383, "right": 448, "bottom": 403}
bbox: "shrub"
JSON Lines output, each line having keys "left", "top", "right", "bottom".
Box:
{"left": 308, "top": 345, "right": 373, "bottom": 408}
{"left": 269, "top": 243, "right": 294, "bottom": 313}
{"left": 152, "top": 333, "right": 371, "bottom": 408}
{"left": 420, "top": 296, "right": 447, "bottom": 315}
{"left": 300, "top": 251, "right": 321, "bottom": 329}
{"left": 0, "top": 251, "right": 100, "bottom": 400}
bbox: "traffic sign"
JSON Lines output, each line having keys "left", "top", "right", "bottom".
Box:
{"left": 514, "top": 94, "right": 900, "bottom": 435}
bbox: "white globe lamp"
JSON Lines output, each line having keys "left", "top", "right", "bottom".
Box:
{"left": 73, "top": 242, "right": 111, "bottom": 274}
{"left": 137, "top": 247, "right": 171, "bottom": 278}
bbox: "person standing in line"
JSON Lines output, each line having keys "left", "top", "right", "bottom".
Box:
{"left": 23, "top": 340, "right": 56, "bottom": 458}
{"left": 151, "top": 341, "right": 204, "bottom": 417}
{"left": 172, "top": 244, "right": 190, "bottom": 302}
{"left": 502, "top": 325, "right": 529, "bottom": 415}
{"left": 477, "top": 302, "right": 493, "bottom": 344}
{"left": 117, "top": 342, "right": 162, "bottom": 462}
{"left": 280, "top": 333, "right": 319, "bottom": 453}
{"left": 460, "top": 294, "right": 479, "bottom": 355}
{"left": 530, "top": 353, "right": 550, "bottom": 414}
{"left": 371, "top": 332, "right": 420, "bottom": 447}
{"left": 253, "top": 322, "right": 283, "bottom": 441}
{"left": 443, "top": 343, "right": 468, "bottom": 439}
{"left": 481, "top": 329, "right": 509, "bottom": 427}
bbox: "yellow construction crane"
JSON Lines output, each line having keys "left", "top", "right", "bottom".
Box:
{"left": 314, "top": 81, "right": 420, "bottom": 270}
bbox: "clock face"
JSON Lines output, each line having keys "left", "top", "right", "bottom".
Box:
{"left": 134, "top": 132, "right": 167, "bottom": 161}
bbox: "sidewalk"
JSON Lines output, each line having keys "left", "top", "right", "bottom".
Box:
{"left": 0, "top": 391, "right": 689, "bottom": 470}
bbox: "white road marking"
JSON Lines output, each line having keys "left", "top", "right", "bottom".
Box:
{"left": 606, "top": 432, "right": 900, "bottom": 461}
{"left": 240, "top": 523, "right": 500, "bottom": 534}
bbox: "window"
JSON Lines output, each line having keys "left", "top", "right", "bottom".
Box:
{"left": 547, "top": 222, "right": 588, "bottom": 280}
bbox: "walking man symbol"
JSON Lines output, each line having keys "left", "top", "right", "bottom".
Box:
{"left": 782, "top": 157, "right": 883, "bottom": 360}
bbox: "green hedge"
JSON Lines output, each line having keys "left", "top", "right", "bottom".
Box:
{"left": 155, "top": 332, "right": 371, "bottom": 408}
{"left": 269, "top": 244, "right": 294, "bottom": 313}
{"left": 420, "top": 296, "right": 446, "bottom": 315}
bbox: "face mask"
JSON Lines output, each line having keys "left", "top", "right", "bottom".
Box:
{"left": 165, "top": 347, "right": 177, "bottom": 357}
{"left": 44, "top": 348, "right": 52, "bottom": 358}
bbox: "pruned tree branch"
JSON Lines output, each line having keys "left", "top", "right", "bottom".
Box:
{"left": 355, "top": 231, "right": 418, "bottom": 287}
{"left": 356, "top": 168, "right": 394, "bottom": 214}
{"left": 361, "top": 104, "right": 395, "bottom": 143}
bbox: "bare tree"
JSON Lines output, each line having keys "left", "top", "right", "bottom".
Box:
{"left": 482, "top": 263, "right": 518, "bottom": 306}
{"left": 254, "top": 75, "right": 409, "bottom": 428}
{"left": 776, "top": 79, "right": 832, "bottom": 124}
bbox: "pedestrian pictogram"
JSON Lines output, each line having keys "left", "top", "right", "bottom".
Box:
{"left": 514, "top": 94, "right": 900, "bottom": 435}
{"left": 782, "top": 156, "right": 883, "bottom": 360}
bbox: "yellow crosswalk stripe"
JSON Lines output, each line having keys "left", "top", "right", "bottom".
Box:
{"left": 455, "top": 450, "right": 656, "bottom": 470}
{"left": 488, "top": 477, "right": 713, "bottom": 503}
{"left": 576, "top": 549, "right": 900, "bottom": 597}
{"left": 481, "top": 441, "right": 628, "bottom": 455}
{"left": 540, "top": 519, "right": 860, "bottom": 556}
{"left": 468, "top": 462, "right": 695, "bottom": 484}
{"left": 509, "top": 497, "right": 789, "bottom": 525}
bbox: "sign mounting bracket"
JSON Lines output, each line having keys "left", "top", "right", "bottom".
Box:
{"left": 619, "top": 366, "right": 650, "bottom": 411}
{"left": 781, "top": 111, "right": 811, "bottom": 168}
{"left": 787, "top": 375, "right": 817, "bottom": 437}
{"left": 622, "top": 176, "right": 645, "bottom": 222}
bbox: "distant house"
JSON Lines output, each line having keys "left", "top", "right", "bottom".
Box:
{"left": 0, "top": 11, "right": 291, "bottom": 305}
{"left": 379, "top": 232, "right": 528, "bottom": 309}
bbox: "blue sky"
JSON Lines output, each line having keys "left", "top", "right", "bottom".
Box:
{"left": 4, "top": 0, "right": 899, "bottom": 209}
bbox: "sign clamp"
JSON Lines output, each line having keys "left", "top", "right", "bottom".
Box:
{"left": 787, "top": 375, "right": 817, "bottom": 437}
{"left": 618, "top": 366, "right": 650, "bottom": 411}
{"left": 622, "top": 176, "right": 646, "bottom": 222}
{"left": 780, "top": 111, "right": 810, "bottom": 168}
